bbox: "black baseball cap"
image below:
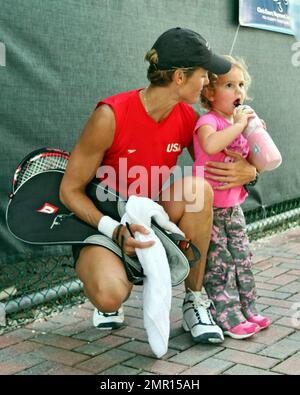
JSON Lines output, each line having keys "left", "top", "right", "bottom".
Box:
{"left": 152, "top": 27, "right": 231, "bottom": 75}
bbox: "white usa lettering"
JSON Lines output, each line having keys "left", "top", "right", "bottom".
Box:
{"left": 166, "top": 143, "right": 181, "bottom": 153}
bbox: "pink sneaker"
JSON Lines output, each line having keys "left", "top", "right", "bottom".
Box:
{"left": 247, "top": 315, "right": 271, "bottom": 330}
{"left": 223, "top": 321, "right": 259, "bottom": 339}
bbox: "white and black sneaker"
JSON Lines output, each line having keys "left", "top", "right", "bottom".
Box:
{"left": 182, "top": 291, "right": 224, "bottom": 344}
{"left": 92, "top": 307, "right": 125, "bottom": 330}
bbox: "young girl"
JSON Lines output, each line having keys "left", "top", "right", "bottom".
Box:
{"left": 193, "top": 55, "right": 271, "bottom": 339}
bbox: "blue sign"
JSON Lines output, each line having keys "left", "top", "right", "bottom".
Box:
{"left": 239, "top": 0, "right": 293, "bottom": 35}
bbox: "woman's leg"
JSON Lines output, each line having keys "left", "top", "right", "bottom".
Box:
{"left": 159, "top": 176, "right": 213, "bottom": 291}
{"left": 76, "top": 245, "right": 133, "bottom": 312}
{"left": 160, "top": 176, "right": 224, "bottom": 343}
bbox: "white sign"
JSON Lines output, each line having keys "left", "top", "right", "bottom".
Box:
{"left": 239, "top": 0, "right": 293, "bottom": 35}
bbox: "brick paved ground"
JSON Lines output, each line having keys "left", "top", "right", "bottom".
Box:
{"left": 1, "top": 227, "right": 300, "bottom": 375}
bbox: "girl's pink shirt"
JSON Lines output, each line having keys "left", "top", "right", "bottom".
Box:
{"left": 192, "top": 110, "right": 249, "bottom": 208}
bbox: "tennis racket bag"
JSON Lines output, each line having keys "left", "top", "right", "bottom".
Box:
{"left": 6, "top": 148, "right": 200, "bottom": 285}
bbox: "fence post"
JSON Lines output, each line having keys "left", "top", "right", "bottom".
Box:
{"left": 0, "top": 42, "right": 6, "bottom": 67}
{"left": 0, "top": 303, "right": 6, "bottom": 326}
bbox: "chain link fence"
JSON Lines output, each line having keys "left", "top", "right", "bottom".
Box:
{"left": 1, "top": 197, "right": 300, "bottom": 334}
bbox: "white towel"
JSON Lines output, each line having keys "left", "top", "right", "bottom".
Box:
{"left": 121, "top": 195, "right": 184, "bottom": 358}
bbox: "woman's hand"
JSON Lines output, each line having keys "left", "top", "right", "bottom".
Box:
{"left": 113, "top": 223, "right": 155, "bottom": 257}
{"left": 204, "top": 149, "right": 257, "bottom": 190}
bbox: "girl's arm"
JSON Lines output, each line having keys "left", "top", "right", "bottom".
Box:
{"left": 197, "top": 108, "right": 254, "bottom": 155}
{"left": 197, "top": 123, "right": 245, "bottom": 155}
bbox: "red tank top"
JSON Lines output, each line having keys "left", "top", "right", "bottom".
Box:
{"left": 96, "top": 89, "right": 197, "bottom": 199}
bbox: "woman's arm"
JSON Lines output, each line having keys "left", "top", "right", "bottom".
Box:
{"left": 204, "top": 148, "right": 257, "bottom": 190}
{"left": 60, "top": 104, "right": 115, "bottom": 228}
{"left": 59, "top": 104, "right": 154, "bottom": 253}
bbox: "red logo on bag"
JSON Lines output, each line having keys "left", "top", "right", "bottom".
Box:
{"left": 37, "top": 203, "right": 59, "bottom": 214}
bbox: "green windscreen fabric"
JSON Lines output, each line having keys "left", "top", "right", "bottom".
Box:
{"left": 1, "top": 0, "right": 299, "bottom": 264}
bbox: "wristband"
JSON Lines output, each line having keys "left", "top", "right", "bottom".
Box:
{"left": 97, "top": 216, "right": 120, "bottom": 239}
{"left": 245, "top": 171, "right": 260, "bottom": 190}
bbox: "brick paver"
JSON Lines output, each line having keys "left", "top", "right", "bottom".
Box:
{"left": 259, "top": 338, "right": 300, "bottom": 359}
{"left": 182, "top": 358, "right": 233, "bottom": 375}
{"left": 1, "top": 227, "right": 300, "bottom": 375}
{"left": 215, "top": 349, "right": 279, "bottom": 369}
{"left": 33, "top": 345, "right": 90, "bottom": 366}
{"left": 225, "top": 364, "right": 281, "bottom": 375}
{"left": 271, "top": 352, "right": 300, "bottom": 375}
{"left": 169, "top": 344, "right": 224, "bottom": 365}
{"left": 76, "top": 349, "right": 135, "bottom": 374}
{"left": 31, "top": 333, "right": 86, "bottom": 350}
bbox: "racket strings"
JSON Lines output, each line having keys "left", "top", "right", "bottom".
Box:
{"left": 15, "top": 154, "right": 69, "bottom": 191}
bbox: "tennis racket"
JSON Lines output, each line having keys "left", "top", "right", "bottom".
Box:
{"left": 7, "top": 147, "right": 124, "bottom": 244}
{"left": 11, "top": 147, "right": 70, "bottom": 194}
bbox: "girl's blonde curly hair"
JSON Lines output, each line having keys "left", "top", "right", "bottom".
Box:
{"left": 201, "top": 55, "right": 252, "bottom": 110}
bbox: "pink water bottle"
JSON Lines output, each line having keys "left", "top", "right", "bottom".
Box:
{"left": 239, "top": 105, "right": 282, "bottom": 173}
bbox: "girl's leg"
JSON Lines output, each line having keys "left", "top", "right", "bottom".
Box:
{"left": 227, "top": 206, "right": 258, "bottom": 318}
{"left": 204, "top": 208, "right": 245, "bottom": 331}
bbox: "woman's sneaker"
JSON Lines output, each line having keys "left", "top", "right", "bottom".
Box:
{"left": 182, "top": 291, "right": 224, "bottom": 344}
{"left": 223, "top": 321, "right": 259, "bottom": 339}
{"left": 93, "top": 307, "right": 125, "bottom": 330}
{"left": 247, "top": 314, "right": 271, "bottom": 330}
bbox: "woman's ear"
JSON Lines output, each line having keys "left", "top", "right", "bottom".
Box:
{"left": 173, "top": 69, "right": 185, "bottom": 86}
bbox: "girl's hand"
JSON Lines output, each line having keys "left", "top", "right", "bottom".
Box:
{"left": 233, "top": 106, "right": 254, "bottom": 129}
{"left": 205, "top": 149, "right": 257, "bottom": 190}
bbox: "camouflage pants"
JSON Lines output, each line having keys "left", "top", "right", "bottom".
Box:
{"left": 204, "top": 206, "right": 258, "bottom": 330}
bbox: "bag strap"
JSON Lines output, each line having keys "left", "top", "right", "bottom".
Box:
{"left": 119, "top": 233, "right": 145, "bottom": 284}
{"left": 150, "top": 221, "right": 200, "bottom": 268}
{"left": 164, "top": 231, "right": 200, "bottom": 268}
